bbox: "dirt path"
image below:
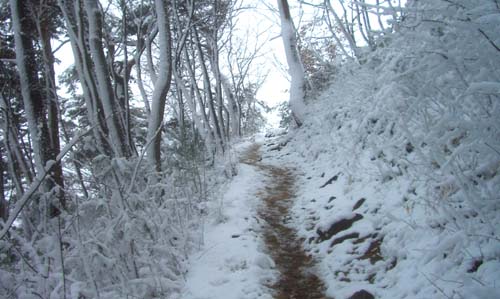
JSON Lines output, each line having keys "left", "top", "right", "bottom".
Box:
{"left": 241, "top": 144, "right": 328, "bottom": 299}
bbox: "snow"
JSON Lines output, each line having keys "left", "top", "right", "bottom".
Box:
{"left": 23, "top": 0, "right": 494, "bottom": 298}
{"left": 7, "top": 1, "right": 500, "bottom": 298}
{"left": 253, "top": 1, "right": 500, "bottom": 297}
{"left": 180, "top": 141, "right": 276, "bottom": 299}
{"left": 179, "top": 1, "right": 500, "bottom": 298}
{"left": 466, "top": 82, "right": 500, "bottom": 95}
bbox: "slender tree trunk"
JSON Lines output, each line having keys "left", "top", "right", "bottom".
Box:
{"left": 208, "top": 37, "right": 227, "bottom": 143}
{"left": 37, "top": 6, "right": 66, "bottom": 207}
{"left": 183, "top": 45, "right": 215, "bottom": 152}
{"left": 324, "top": 0, "right": 360, "bottom": 60}
{"left": 193, "top": 28, "right": 224, "bottom": 152}
{"left": 324, "top": 5, "right": 352, "bottom": 59}
{"left": 135, "top": 27, "right": 157, "bottom": 116}
{"left": 221, "top": 74, "right": 239, "bottom": 137}
{"left": 0, "top": 148, "right": 8, "bottom": 222}
{"left": 1, "top": 96, "right": 34, "bottom": 185}
{"left": 59, "top": 110, "right": 90, "bottom": 200}
{"left": 85, "top": 0, "right": 131, "bottom": 158}
{"left": 146, "top": 26, "right": 158, "bottom": 83}
{"left": 10, "top": 0, "right": 62, "bottom": 216}
{"left": 58, "top": 0, "right": 111, "bottom": 155}
{"left": 146, "top": 0, "right": 173, "bottom": 171}
{"left": 174, "top": 66, "right": 207, "bottom": 143}
{"left": 1, "top": 115, "right": 28, "bottom": 196}
{"left": 277, "top": 0, "right": 308, "bottom": 127}
{"left": 10, "top": 0, "right": 47, "bottom": 176}
{"left": 120, "top": 0, "right": 136, "bottom": 154}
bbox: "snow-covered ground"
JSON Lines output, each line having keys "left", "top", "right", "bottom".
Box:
{"left": 260, "top": 1, "right": 500, "bottom": 297}
{"left": 181, "top": 1, "right": 500, "bottom": 298}
{"left": 181, "top": 140, "right": 276, "bottom": 299}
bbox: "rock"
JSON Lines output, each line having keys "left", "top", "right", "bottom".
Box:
{"left": 320, "top": 174, "right": 339, "bottom": 188}
{"left": 360, "top": 238, "right": 384, "bottom": 264}
{"left": 348, "top": 289, "right": 375, "bottom": 299}
{"left": 316, "top": 214, "right": 363, "bottom": 242}
{"left": 467, "top": 259, "right": 483, "bottom": 273}
{"left": 330, "top": 232, "right": 360, "bottom": 247}
{"left": 352, "top": 198, "right": 366, "bottom": 211}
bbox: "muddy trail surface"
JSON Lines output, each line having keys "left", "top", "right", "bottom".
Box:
{"left": 241, "top": 144, "right": 329, "bottom": 299}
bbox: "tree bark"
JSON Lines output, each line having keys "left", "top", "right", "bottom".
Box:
{"left": 193, "top": 28, "right": 224, "bottom": 152}
{"left": 10, "top": 0, "right": 63, "bottom": 216}
{"left": 324, "top": 0, "right": 360, "bottom": 60}
{"left": 58, "top": 0, "right": 113, "bottom": 156}
{"left": 36, "top": 3, "right": 66, "bottom": 207}
{"left": 208, "top": 35, "right": 227, "bottom": 144}
{"left": 84, "top": 0, "right": 132, "bottom": 158}
{"left": 146, "top": 0, "right": 173, "bottom": 171}
{"left": 183, "top": 45, "right": 215, "bottom": 152}
{"left": 221, "top": 74, "right": 240, "bottom": 137}
{"left": 0, "top": 148, "right": 8, "bottom": 222}
{"left": 277, "top": 0, "right": 308, "bottom": 127}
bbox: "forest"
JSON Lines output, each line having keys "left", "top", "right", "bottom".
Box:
{"left": 1, "top": 0, "right": 499, "bottom": 298}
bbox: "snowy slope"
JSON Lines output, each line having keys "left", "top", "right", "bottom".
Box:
{"left": 263, "top": 1, "right": 500, "bottom": 298}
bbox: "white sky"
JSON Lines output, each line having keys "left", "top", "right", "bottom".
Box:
{"left": 234, "top": 0, "right": 294, "bottom": 128}
{"left": 236, "top": 1, "right": 289, "bottom": 107}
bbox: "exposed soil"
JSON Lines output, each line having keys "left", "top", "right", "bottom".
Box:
{"left": 241, "top": 144, "right": 329, "bottom": 299}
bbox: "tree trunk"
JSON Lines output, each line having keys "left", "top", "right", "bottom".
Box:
{"left": 221, "top": 74, "right": 240, "bottom": 137}
{"left": 85, "top": 0, "right": 131, "bottom": 158}
{"left": 183, "top": 45, "right": 215, "bottom": 152}
{"left": 324, "top": 0, "right": 360, "bottom": 60}
{"left": 36, "top": 5, "right": 66, "bottom": 208}
{"left": 10, "top": 0, "right": 62, "bottom": 216}
{"left": 193, "top": 28, "right": 224, "bottom": 152}
{"left": 208, "top": 36, "right": 227, "bottom": 143}
{"left": 58, "top": 0, "right": 113, "bottom": 156}
{"left": 277, "top": 0, "right": 307, "bottom": 127}
{"left": 0, "top": 148, "right": 8, "bottom": 222}
{"left": 146, "top": 0, "right": 173, "bottom": 171}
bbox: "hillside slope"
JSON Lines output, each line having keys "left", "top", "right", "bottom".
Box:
{"left": 268, "top": 1, "right": 500, "bottom": 298}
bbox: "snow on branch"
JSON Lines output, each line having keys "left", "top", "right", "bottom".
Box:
{"left": 0, "top": 126, "right": 93, "bottom": 239}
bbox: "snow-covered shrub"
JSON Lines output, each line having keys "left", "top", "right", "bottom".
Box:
{"left": 369, "top": 0, "right": 500, "bottom": 237}
{"left": 282, "top": 0, "right": 500, "bottom": 297}
{"left": 0, "top": 148, "right": 218, "bottom": 298}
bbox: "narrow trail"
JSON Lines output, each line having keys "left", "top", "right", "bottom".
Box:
{"left": 241, "top": 144, "right": 328, "bottom": 299}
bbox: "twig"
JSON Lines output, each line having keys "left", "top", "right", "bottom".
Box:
{"left": 485, "top": 142, "right": 500, "bottom": 157}
{"left": 11, "top": 244, "right": 48, "bottom": 278}
{"left": 51, "top": 39, "right": 70, "bottom": 55}
{"left": 422, "top": 272, "right": 453, "bottom": 299}
{"left": 0, "top": 127, "right": 93, "bottom": 239}
{"left": 467, "top": 233, "right": 500, "bottom": 242}
{"left": 126, "top": 126, "right": 162, "bottom": 195}
{"left": 478, "top": 28, "right": 500, "bottom": 52}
